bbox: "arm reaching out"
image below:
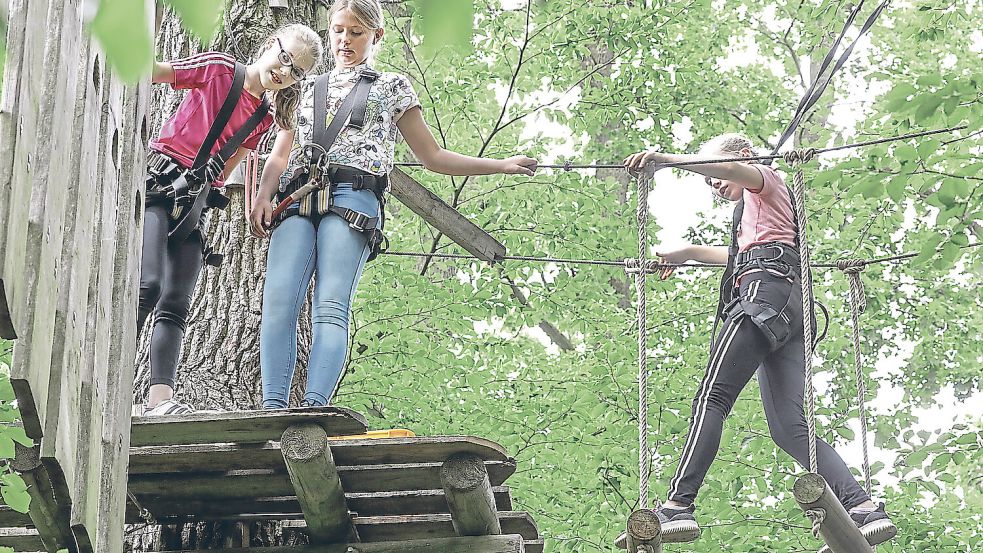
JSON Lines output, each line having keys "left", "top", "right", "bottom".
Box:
{"left": 655, "top": 245, "right": 728, "bottom": 280}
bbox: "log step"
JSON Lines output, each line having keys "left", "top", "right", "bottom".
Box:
{"left": 141, "top": 534, "right": 532, "bottom": 553}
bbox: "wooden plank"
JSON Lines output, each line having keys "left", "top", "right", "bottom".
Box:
{"left": 129, "top": 460, "right": 516, "bottom": 495}
{"left": 91, "top": 73, "right": 150, "bottom": 553}
{"left": 0, "top": 505, "right": 33, "bottom": 526}
{"left": 127, "top": 436, "right": 514, "bottom": 473}
{"left": 70, "top": 40, "right": 115, "bottom": 552}
{"left": 130, "top": 407, "right": 368, "bottom": 447}
{"left": 794, "top": 473, "right": 881, "bottom": 553}
{"left": 524, "top": 540, "right": 543, "bottom": 553}
{"left": 6, "top": 0, "right": 62, "bottom": 442}
{"left": 0, "top": 0, "right": 49, "bottom": 342}
{"left": 125, "top": 487, "right": 513, "bottom": 522}
{"left": 139, "top": 534, "right": 528, "bottom": 553}
{"left": 38, "top": 0, "right": 90, "bottom": 527}
{"left": 389, "top": 168, "right": 506, "bottom": 263}
{"left": 280, "top": 423, "right": 355, "bottom": 542}
{"left": 9, "top": 444, "right": 76, "bottom": 551}
{"left": 287, "top": 512, "right": 539, "bottom": 543}
{"left": 0, "top": 527, "right": 44, "bottom": 551}
{"left": 440, "top": 454, "right": 501, "bottom": 536}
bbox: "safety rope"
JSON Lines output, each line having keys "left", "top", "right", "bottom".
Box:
{"left": 784, "top": 148, "right": 820, "bottom": 474}
{"left": 126, "top": 490, "right": 157, "bottom": 525}
{"left": 623, "top": 170, "right": 655, "bottom": 510}
{"left": 836, "top": 259, "right": 873, "bottom": 497}
{"left": 392, "top": 125, "right": 965, "bottom": 172}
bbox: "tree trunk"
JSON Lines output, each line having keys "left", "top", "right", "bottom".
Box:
{"left": 128, "top": 1, "right": 324, "bottom": 549}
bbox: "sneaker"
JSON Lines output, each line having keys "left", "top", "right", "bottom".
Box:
{"left": 142, "top": 399, "right": 195, "bottom": 416}
{"left": 655, "top": 504, "right": 701, "bottom": 543}
{"left": 614, "top": 504, "right": 700, "bottom": 548}
{"left": 817, "top": 503, "right": 897, "bottom": 553}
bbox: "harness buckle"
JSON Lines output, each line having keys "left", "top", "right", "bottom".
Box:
{"left": 345, "top": 210, "right": 371, "bottom": 232}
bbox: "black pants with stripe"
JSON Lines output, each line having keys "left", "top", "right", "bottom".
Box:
{"left": 137, "top": 203, "right": 205, "bottom": 389}
{"left": 667, "top": 271, "right": 870, "bottom": 510}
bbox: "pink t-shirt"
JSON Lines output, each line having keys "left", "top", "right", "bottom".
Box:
{"left": 150, "top": 52, "right": 274, "bottom": 187}
{"left": 736, "top": 164, "right": 796, "bottom": 251}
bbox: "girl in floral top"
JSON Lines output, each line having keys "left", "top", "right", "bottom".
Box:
{"left": 249, "top": 0, "right": 537, "bottom": 409}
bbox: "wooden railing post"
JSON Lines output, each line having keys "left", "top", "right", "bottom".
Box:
{"left": 440, "top": 453, "right": 502, "bottom": 536}
{"left": 280, "top": 423, "right": 356, "bottom": 543}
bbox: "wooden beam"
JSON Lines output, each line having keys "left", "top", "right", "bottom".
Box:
{"left": 389, "top": 168, "right": 506, "bottom": 263}
{"left": 140, "top": 534, "right": 526, "bottom": 553}
{"left": 625, "top": 509, "right": 662, "bottom": 552}
{"left": 440, "top": 453, "right": 501, "bottom": 536}
{"left": 280, "top": 423, "right": 356, "bottom": 543}
{"left": 794, "top": 473, "right": 872, "bottom": 553}
{"left": 10, "top": 443, "right": 77, "bottom": 552}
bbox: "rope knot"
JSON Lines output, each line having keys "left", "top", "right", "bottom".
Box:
{"left": 563, "top": 160, "right": 573, "bottom": 172}
{"left": 836, "top": 258, "right": 867, "bottom": 274}
{"left": 783, "top": 148, "right": 817, "bottom": 165}
{"left": 804, "top": 508, "right": 827, "bottom": 538}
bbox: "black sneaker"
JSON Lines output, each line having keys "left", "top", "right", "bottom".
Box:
{"left": 656, "top": 504, "right": 701, "bottom": 543}
{"left": 817, "top": 503, "right": 897, "bottom": 553}
{"left": 614, "top": 504, "right": 700, "bottom": 548}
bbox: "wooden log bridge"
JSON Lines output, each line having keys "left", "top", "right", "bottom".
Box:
{"left": 794, "top": 473, "right": 877, "bottom": 553}
{"left": 0, "top": 408, "right": 544, "bottom": 552}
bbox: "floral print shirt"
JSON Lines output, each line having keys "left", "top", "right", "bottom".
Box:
{"left": 284, "top": 63, "right": 420, "bottom": 178}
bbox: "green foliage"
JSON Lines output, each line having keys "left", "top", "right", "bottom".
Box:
{"left": 417, "top": 0, "right": 474, "bottom": 57}
{"left": 335, "top": 1, "right": 982, "bottom": 551}
{"left": 0, "top": 340, "right": 31, "bottom": 515}
{"left": 89, "top": 0, "right": 223, "bottom": 81}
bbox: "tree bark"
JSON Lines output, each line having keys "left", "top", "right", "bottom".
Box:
{"left": 128, "top": 1, "right": 324, "bottom": 549}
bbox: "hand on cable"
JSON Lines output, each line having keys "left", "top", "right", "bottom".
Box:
{"left": 500, "top": 155, "right": 538, "bottom": 176}
{"left": 654, "top": 246, "right": 690, "bottom": 280}
{"left": 623, "top": 150, "right": 667, "bottom": 177}
{"left": 249, "top": 197, "right": 274, "bottom": 239}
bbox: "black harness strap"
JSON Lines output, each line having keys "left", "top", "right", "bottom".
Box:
{"left": 311, "top": 69, "right": 380, "bottom": 167}
{"left": 169, "top": 62, "right": 270, "bottom": 243}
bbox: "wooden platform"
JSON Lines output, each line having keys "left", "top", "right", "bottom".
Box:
{"left": 1, "top": 409, "right": 544, "bottom": 552}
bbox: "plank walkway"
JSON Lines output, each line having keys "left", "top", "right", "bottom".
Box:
{"left": 0, "top": 409, "right": 544, "bottom": 552}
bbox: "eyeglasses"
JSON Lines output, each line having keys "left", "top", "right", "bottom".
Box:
{"left": 276, "top": 37, "right": 308, "bottom": 82}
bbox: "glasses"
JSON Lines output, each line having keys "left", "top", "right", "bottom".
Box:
{"left": 275, "top": 37, "right": 308, "bottom": 82}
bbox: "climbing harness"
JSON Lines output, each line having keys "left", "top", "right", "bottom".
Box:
{"left": 269, "top": 69, "right": 389, "bottom": 261}
{"left": 147, "top": 61, "right": 270, "bottom": 256}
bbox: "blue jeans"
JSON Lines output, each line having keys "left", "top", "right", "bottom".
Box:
{"left": 260, "top": 185, "right": 376, "bottom": 408}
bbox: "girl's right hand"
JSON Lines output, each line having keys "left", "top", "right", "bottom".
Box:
{"left": 654, "top": 246, "right": 691, "bottom": 280}
{"left": 249, "top": 198, "right": 274, "bottom": 239}
{"left": 500, "top": 155, "right": 538, "bottom": 176}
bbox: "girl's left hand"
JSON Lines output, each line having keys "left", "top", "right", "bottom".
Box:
{"left": 500, "top": 155, "right": 538, "bottom": 176}
{"left": 623, "top": 150, "right": 667, "bottom": 175}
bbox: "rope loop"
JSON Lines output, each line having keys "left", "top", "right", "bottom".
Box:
{"left": 836, "top": 258, "right": 867, "bottom": 274}
{"left": 804, "top": 507, "right": 827, "bottom": 538}
{"left": 783, "top": 148, "right": 818, "bottom": 166}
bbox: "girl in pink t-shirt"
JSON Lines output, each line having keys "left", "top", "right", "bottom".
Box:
{"left": 622, "top": 134, "right": 896, "bottom": 550}
{"left": 139, "top": 25, "right": 323, "bottom": 416}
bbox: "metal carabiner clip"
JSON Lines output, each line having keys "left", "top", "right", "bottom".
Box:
{"left": 303, "top": 143, "right": 331, "bottom": 187}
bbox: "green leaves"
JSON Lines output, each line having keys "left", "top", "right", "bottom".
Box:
{"left": 417, "top": 0, "right": 474, "bottom": 58}
{"left": 88, "top": 0, "right": 154, "bottom": 81}
{"left": 88, "top": 0, "right": 223, "bottom": 82}
{"left": 164, "top": 0, "right": 223, "bottom": 42}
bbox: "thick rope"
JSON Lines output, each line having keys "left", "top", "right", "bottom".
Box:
{"left": 804, "top": 508, "right": 827, "bottom": 538}
{"left": 631, "top": 171, "right": 653, "bottom": 509}
{"left": 836, "top": 259, "right": 873, "bottom": 497}
{"left": 784, "top": 148, "right": 820, "bottom": 474}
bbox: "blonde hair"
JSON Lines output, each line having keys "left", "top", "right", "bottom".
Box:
{"left": 701, "top": 133, "right": 755, "bottom": 157}
{"left": 329, "top": 0, "right": 385, "bottom": 64}
{"left": 261, "top": 24, "right": 324, "bottom": 130}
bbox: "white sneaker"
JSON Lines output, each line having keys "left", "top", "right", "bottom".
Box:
{"left": 143, "top": 399, "right": 195, "bottom": 416}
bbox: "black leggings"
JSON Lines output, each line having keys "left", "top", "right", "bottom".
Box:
{"left": 667, "top": 271, "right": 870, "bottom": 510}
{"left": 137, "top": 204, "right": 205, "bottom": 389}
